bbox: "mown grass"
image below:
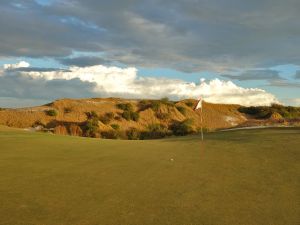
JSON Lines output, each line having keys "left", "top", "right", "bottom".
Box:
{"left": 0, "top": 126, "right": 299, "bottom": 225}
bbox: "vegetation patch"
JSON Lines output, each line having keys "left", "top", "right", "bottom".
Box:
{"left": 126, "top": 127, "right": 140, "bottom": 140}
{"left": 141, "top": 123, "right": 170, "bottom": 139}
{"left": 185, "top": 101, "right": 194, "bottom": 108}
{"left": 101, "top": 130, "right": 119, "bottom": 139}
{"left": 176, "top": 106, "right": 187, "bottom": 116}
{"left": 116, "top": 103, "right": 133, "bottom": 111}
{"left": 46, "top": 109, "right": 58, "bottom": 117}
{"left": 170, "top": 119, "right": 195, "bottom": 136}
{"left": 155, "top": 112, "right": 169, "bottom": 120}
{"left": 111, "top": 124, "right": 120, "bottom": 130}
{"left": 100, "top": 112, "right": 114, "bottom": 124}
{"left": 239, "top": 104, "right": 300, "bottom": 119}
{"left": 64, "top": 107, "right": 72, "bottom": 113}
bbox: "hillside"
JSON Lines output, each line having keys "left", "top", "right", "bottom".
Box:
{"left": 0, "top": 98, "right": 299, "bottom": 139}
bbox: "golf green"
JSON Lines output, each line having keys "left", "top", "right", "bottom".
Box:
{"left": 0, "top": 127, "right": 299, "bottom": 225}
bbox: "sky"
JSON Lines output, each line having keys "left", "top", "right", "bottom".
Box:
{"left": 0, "top": 0, "right": 299, "bottom": 108}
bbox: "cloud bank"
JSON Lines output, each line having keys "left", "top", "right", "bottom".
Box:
{"left": 0, "top": 0, "right": 299, "bottom": 72}
{"left": 0, "top": 61, "right": 278, "bottom": 107}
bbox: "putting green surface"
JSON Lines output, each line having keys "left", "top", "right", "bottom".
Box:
{"left": 0, "top": 126, "right": 299, "bottom": 225}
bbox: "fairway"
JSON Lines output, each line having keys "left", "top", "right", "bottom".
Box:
{"left": 0, "top": 127, "right": 299, "bottom": 225}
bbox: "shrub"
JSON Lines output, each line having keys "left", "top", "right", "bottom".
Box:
{"left": 101, "top": 130, "right": 119, "bottom": 139}
{"left": 86, "top": 111, "right": 98, "bottom": 119}
{"left": 141, "top": 124, "right": 169, "bottom": 139}
{"left": 126, "top": 128, "right": 140, "bottom": 140}
{"left": 149, "top": 101, "right": 161, "bottom": 112}
{"left": 131, "top": 111, "right": 139, "bottom": 121}
{"left": 54, "top": 125, "right": 68, "bottom": 135}
{"left": 64, "top": 107, "right": 72, "bottom": 113}
{"left": 100, "top": 112, "right": 114, "bottom": 124}
{"left": 84, "top": 118, "right": 99, "bottom": 137}
{"left": 238, "top": 105, "right": 300, "bottom": 119}
{"left": 121, "top": 110, "right": 139, "bottom": 121}
{"left": 122, "top": 110, "right": 131, "bottom": 121}
{"left": 32, "top": 120, "right": 45, "bottom": 128}
{"left": 156, "top": 112, "right": 169, "bottom": 120}
{"left": 160, "top": 97, "right": 175, "bottom": 106}
{"left": 114, "top": 115, "right": 122, "bottom": 121}
{"left": 111, "top": 124, "right": 120, "bottom": 130}
{"left": 46, "top": 109, "right": 58, "bottom": 117}
{"left": 170, "top": 119, "right": 194, "bottom": 136}
{"left": 185, "top": 101, "right": 194, "bottom": 108}
{"left": 176, "top": 106, "right": 186, "bottom": 115}
{"left": 138, "top": 100, "right": 150, "bottom": 111}
{"left": 116, "top": 103, "right": 133, "bottom": 111}
{"left": 69, "top": 124, "right": 83, "bottom": 136}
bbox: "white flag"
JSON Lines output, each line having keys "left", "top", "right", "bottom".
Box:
{"left": 195, "top": 97, "right": 203, "bottom": 110}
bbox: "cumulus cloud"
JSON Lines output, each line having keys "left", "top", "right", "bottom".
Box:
{"left": 3, "top": 61, "right": 30, "bottom": 69}
{"left": 0, "top": 61, "right": 278, "bottom": 107}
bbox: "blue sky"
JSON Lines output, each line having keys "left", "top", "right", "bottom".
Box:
{"left": 0, "top": 0, "right": 299, "bottom": 107}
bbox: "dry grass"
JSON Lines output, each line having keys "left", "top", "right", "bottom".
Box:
{"left": 0, "top": 98, "right": 247, "bottom": 133}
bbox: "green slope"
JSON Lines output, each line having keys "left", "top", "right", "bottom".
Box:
{"left": 0, "top": 127, "right": 299, "bottom": 225}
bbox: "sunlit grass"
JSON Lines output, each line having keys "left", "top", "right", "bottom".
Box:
{"left": 0, "top": 127, "right": 299, "bottom": 225}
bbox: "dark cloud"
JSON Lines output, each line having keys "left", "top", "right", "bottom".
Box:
{"left": 267, "top": 80, "right": 300, "bottom": 88}
{"left": 221, "top": 70, "right": 283, "bottom": 81}
{"left": 11, "top": 67, "right": 69, "bottom": 72}
{"left": 295, "top": 71, "right": 300, "bottom": 79}
{"left": 0, "top": 0, "right": 299, "bottom": 71}
{"left": 58, "top": 56, "right": 111, "bottom": 67}
{"left": 0, "top": 70, "right": 96, "bottom": 100}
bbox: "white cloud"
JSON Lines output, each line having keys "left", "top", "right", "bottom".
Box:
{"left": 3, "top": 61, "right": 30, "bottom": 69}
{"left": 1, "top": 61, "right": 279, "bottom": 106}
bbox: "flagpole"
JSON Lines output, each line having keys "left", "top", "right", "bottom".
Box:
{"left": 200, "top": 103, "right": 203, "bottom": 141}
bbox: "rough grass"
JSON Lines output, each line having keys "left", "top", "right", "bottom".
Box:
{"left": 0, "top": 126, "right": 299, "bottom": 225}
{"left": 0, "top": 98, "right": 246, "bottom": 131}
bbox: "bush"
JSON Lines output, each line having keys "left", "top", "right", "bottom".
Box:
{"left": 69, "top": 124, "right": 83, "bottom": 136}
{"left": 122, "top": 110, "right": 131, "bottom": 121}
{"left": 138, "top": 100, "right": 150, "bottom": 111}
{"left": 114, "top": 116, "right": 122, "bottom": 121}
{"left": 156, "top": 112, "right": 169, "bottom": 120}
{"left": 84, "top": 118, "right": 99, "bottom": 137}
{"left": 86, "top": 111, "right": 98, "bottom": 119}
{"left": 121, "top": 110, "right": 139, "bottom": 121}
{"left": 238, "top": 105, "right": 300, "bottom": 119}
{"left": 32, "top": 120, "right": 45, "bottom": 128}
{"left": 46, "top": 109, "right": 58, "bottom": 117}
{"left": 170, "top": 119, "right": 194, "bottom": 136}
{"left": 131, "top": 111, "right": 139, "bottom": 121}
{"left": 149, "top": 101, "right": 161, "bottom": 112}
{"left": 101, "top": 130, "right": 119, "bottom": 139}
{"left": 111, "top": 124, "right": 120, "bottom": 130}
{"left": 64, "top": 107, "right": 72, "bottom": 113}
{"left": 100, "top": 112, "right": 114, "bottom": 124}
{"left": 160, "top": 97, "right": 175, "bottom": 106}
{"left": 141, "top": 124, "right": 169, "bottom": 139}
{"left": 176, "top": 106, "right": 186, "bottom": 115}
{"left": 126, "top": 128, "right": 140, "bottom": 140}
{"left": 185, "top": 101, "right": 194, "bottom": 108}
{"left": 116, "top": 103, "right": 133, "bottom": 111}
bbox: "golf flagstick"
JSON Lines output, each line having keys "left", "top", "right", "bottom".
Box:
{"left": 195, "top": 97, "right": 204, "bottom": 141}
{"left": 200, "top": 103, "right": 203, "bottom": 141}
